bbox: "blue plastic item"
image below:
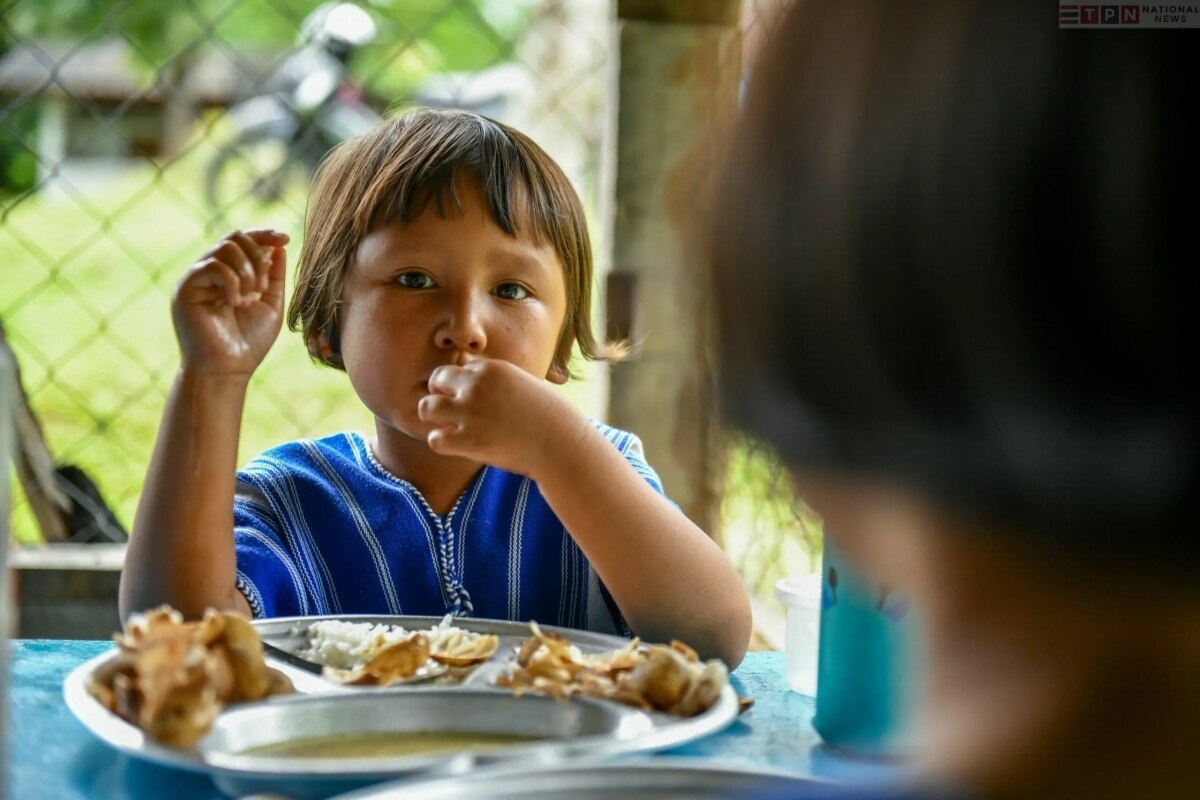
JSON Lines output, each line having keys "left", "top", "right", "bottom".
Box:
{"left": 812, "top": 534, "right": 918, "bottom": 758}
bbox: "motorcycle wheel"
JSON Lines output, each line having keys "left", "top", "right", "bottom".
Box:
{"left": 205, "top": 128, "right": 325, "bottom": 220}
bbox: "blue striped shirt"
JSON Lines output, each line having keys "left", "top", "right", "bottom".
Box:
{"left": 232, "top": 421, "right": 666, "bottom": 635}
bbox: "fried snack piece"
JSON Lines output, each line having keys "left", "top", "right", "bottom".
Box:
{"left": 668, "top": 659, "right": 729, "bottom": 717}
{"left": 618, "top": 647, "right": 693, "bottom": 710}
{"left": 87, "top": 606, "right": 294, "bottom": 748}
{"left": 496, "top": 622, "right": 730, "bottom": 717}
{"left": 323, "top": 633, "right": 432, "bottom": 686}
{"left": 429, "top": 629, "right": 500, "bottom": 667}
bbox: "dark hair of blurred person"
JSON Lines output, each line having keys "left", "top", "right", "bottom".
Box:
{"left": 712, "top": 2, "right": 1197, "bottom": 798}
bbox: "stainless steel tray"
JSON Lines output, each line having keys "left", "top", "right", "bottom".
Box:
{"left": 335, "top": 758, "right": 831, "bottom": 799}
{"left": 254, "top": 614, "right": 635, "bottom": 690}
{"left": 64, "top": 616, "right": 740, "bottom": 798}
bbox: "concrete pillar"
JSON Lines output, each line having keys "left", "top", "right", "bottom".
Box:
{"left": 607, "top": 0, "right": 742, "bottom": 540}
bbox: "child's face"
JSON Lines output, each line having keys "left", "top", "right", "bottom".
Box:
{"left": 332, "top": 176, "right": 569, "bottom": 443}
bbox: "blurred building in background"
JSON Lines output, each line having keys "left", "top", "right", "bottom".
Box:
{"left": 0, "top": 38, "right": 281, "bottom": 199}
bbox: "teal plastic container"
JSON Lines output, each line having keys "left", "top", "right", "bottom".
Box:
{"left": 812, "top": 534, "right": 918, "bottom": 757}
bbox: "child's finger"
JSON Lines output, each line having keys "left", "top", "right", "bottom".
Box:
{"left": 211, "top": 238, "right": 260, "bottom": 299}
{"left": 251, "top": 246, "right": 273, "bottom": 293}
{"left": 427, "top": 365, "right": 473, "bottom": 397}
{"left": 245, "top": 228, "right": 290, "bottom": 246}
{"left": 181, "top": 257, "right": 245, "bottom": 306}
{"left": 426, "top": 426, "right": 466, "bottom": 457}
{"left": 417, "top": 393, "right": 461, "bottom": 424}
{"left": 262, "top": 244, "right": 287, "bottom": 302}
{"left": 227, "top": 230, "right": 271, "bottom": 292}
{"left": 244, "top": 229, "right": 290, "bottom": 292}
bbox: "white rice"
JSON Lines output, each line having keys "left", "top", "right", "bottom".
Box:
{"left": 300, "top": 614, "right": 468, "bottom": 668}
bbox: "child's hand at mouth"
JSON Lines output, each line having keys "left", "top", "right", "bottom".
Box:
{"left": 418, "top": 359, "right": 584, "bottom": 477}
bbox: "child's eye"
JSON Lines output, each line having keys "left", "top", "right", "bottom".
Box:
{"left": 396, "top": 272, "right": 433, "bottom": 289}
{"left": 494, "top": 282, "right": 529, "bottom": 300}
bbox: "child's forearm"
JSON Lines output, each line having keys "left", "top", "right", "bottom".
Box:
{"left": 119, "top": 367, "right": 252, "bottom": 620}
{"left": 530, "top": 420, "right": 752, "bottom": 667}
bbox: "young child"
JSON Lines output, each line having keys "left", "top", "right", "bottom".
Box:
{"left": 713, "top": 2, "right": 1196, "bottom": 797}
{"left": 120, "top": 109, "right": 751, "bottom": 666}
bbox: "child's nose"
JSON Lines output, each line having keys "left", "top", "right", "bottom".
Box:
{"left": 438, "top": 332, "right": 484, "bottom": 351}
{"left": 435, "top": 301, "right": 487, "bottom": 352}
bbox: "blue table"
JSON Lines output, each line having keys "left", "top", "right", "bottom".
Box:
{"left": 7, "top": 641, "right": 902, "bottom": 799}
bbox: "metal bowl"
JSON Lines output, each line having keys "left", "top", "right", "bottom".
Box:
{"left": 199, "top": 687, "right": 656, "bottom": 776}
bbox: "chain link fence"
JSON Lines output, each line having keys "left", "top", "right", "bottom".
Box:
{"left": 1, "top": 0, "right": 813, "bottom": 621}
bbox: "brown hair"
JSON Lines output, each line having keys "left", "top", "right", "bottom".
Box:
{"left": 287, "top": 108, "right": 623, "bottom": 377}
{"left": 712, "top": 1, "right": 1197, "bottom": 570}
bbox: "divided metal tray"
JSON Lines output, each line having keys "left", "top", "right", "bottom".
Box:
{"left": 254, "top": 614, "right": 638, "bottom": 690}
{"left": 63, "top": 614, "right": 741, "bottom": 797}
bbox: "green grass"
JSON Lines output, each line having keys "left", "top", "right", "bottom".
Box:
{"left": 2, "top": 146, "right": 338, "bottom": 542}
{"left": 1, "top": 139, "right": 820, "bottom": 608}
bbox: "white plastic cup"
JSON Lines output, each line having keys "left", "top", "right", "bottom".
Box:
{"left": 775, "top": 574, "right": 823, "bottom": 697}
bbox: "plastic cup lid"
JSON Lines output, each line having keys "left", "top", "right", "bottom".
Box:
{"left": 774, "top": 574, "right": 823, "bottom": 609}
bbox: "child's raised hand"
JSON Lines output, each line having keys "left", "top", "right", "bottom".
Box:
{"left": 419, "top": 359, "right": 582, "bottom": 476}
{"left": 172, "top": 229, "right": 290, "bottom": 377}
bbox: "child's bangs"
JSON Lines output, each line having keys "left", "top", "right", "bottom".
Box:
{"left": 365, "top": 123, "right": 559, "bottom": 249}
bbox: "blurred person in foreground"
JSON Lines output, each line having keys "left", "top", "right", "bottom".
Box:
{"left": 712, "top": 2, "right": 1197, "bottom": 798}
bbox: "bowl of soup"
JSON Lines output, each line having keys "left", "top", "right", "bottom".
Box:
{"left": 198, "top": 686, "right": 655, "bottom": 797}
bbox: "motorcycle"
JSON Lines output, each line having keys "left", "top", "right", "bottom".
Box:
{"left": 205, "top": 2, "right": 381, "bottom": 216}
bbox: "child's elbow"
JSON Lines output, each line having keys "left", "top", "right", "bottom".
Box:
{"left": 709, "top": 593, "right": 753, "bottom": 670}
